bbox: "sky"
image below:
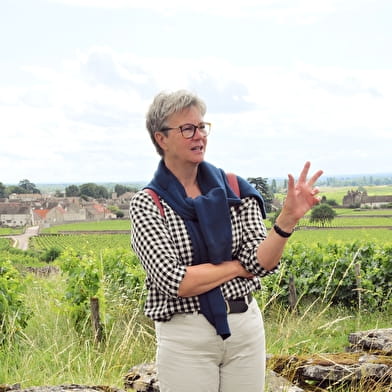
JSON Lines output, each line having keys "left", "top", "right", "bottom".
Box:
{"left": 1, "top": 0, "right": 391, "bottom": 185}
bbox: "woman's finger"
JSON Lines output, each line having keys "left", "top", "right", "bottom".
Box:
{"left": 311, "top": 187, "right": 320, "bottom": 195}
{"left": 298, "top": 161, "right": 311, "bottom": 184}
{"left": 308, "top": 169, "right": 324, "bottom": 187}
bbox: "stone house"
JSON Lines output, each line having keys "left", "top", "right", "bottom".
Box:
{"left": 343, "top": 190, "right": 392, "bottom": 208}
{"left": 33, "top": 201, "right": 116, "bottom": 227}
{"left": 118, "top": 191, "right": 135, "bottom": 202}
{"left": 32, "top": 200, "right": 88, "bottom": 226}
{"left": 360, "top": 195, "right": 392, "bottom": 208}
{"left": 32, "top": 208, "right": 51, "bottom": 226}
{"left": 62, "top": 202, "right": 87, "bottom": 222}
{"left": 85, "top": 202, "right": 116, "bottom": 221}
{"left": 0, "top": 203, "right": 32, "bottom": 227}
{"left": 114, "top": 191, "right": 135, "bottom": 218}
{"left": 8, "top": 193, "right": 43, "bottom": 202}
{"left": 342, "top": 190, "right": 367, "bottom": 207}
{"left": 3, "top": 194, "right": 118, "bottom": 228}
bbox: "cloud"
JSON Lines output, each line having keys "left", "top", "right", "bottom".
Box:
{"left": 44, "top": 0, "right": 349, "bottom": 22}
{"left": 299, "top": 72, "right": 383, "bottom": 98}
{"left": 189, "top": 72, "right": 256, "bottom": 113}
{"left": 1, "top": 43, "right": 391, "bottom": 183}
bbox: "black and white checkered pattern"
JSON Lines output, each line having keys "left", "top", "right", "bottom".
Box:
{"left": 130, "top": 190, "right": 275, "bottom": 322}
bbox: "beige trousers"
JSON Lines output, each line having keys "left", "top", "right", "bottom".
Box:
{"left": 155, "top": 299, "right": 266, "bottom": 392}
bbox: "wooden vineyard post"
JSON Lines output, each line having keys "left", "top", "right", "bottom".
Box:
{"left": 90, "top": 297, "right": 103, "bottom": 343}
{"left": 288, "top": 275, "right": 298, "bottom": 312}
{"left": 354, "top": 262, "right": 362, "bottom": 312}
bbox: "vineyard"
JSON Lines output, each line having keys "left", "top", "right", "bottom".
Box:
{"left": 3, "top": 226, "right": 391, "bottom": 333}
{"left": 37, "top": 211, "right": 392, "bottom": 235}
{"left": 293, "top": 228, "right": 392, "bottom": 243}
{"left": 298, "top": 216, "right": 392, "bottom": 227}
{"left": 40, "top": 219, "right": 130, "bottom": 234}
{"left": 29, "top": 233, "right": 130, "bottom": 252}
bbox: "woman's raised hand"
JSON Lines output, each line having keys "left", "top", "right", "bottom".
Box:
{"left": 279, "top": 161, "right": 323, "bottom": 229}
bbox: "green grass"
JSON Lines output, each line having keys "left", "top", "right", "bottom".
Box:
{"left": 0, "top": 227, "right": 24, "bottom": 235}
{"left": 41, "top": 220, "right": 131, "bottom": 233}
{"left": 0, "top": 275, "right": 154, "bottom": 388}
{"left": 263, "top": 301, "right": 391, "bottom": 355}
{"left": 2, "top": 273, "right": 390, "bottom": 391}
{"left": 0, "top": 237, "right": 12, "bottom": 249}
{"left": 334, "top": 208, "right": 392, "bottom": 216}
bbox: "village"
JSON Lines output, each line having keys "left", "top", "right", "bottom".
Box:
{"left": 1, "top": 186, "right": 391, "bottom": 230}
{"left": 0, "top": 190, "right": 135, "bottom": 229}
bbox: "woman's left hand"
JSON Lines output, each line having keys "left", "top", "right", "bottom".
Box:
{"left": 278, "top": 161, "right": 323, "bottom": 230}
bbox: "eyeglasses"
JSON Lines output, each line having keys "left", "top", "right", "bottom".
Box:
{"left": 160, "top": 122, "right": 211, "bottom": 139}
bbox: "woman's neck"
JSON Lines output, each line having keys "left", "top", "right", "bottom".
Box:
{"left": 164, "top": 159, "right": 201, "bottom": 197}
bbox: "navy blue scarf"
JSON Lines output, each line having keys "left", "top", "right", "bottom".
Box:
{"left": 145, "top": 160, "right": 265, "bottom": 339}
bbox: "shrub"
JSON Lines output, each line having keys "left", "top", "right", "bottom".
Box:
{"left": 259, "top": 241, "right": 392, "bottom": 312}
{"left": 0, "top": 260, "right": 31, "bottom": 343}
{"left": 56, "top": 248, "right": 146, "bottom": 334}
{"left": 41, "top": 246, "right": 62, "bottom": 263}
{"left": 310, "top": 204, "right": 337, "bottom": 227}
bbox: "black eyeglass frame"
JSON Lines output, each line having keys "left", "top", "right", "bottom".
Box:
{"left": 159, "top": 122, "right": 211, "bottom": 139}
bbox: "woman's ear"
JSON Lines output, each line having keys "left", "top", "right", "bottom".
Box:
{"left": 154, "top": 131, "right": 168, "bottom": 152}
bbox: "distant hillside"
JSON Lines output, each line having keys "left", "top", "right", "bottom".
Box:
{"left": 269, "top": 173, "right": 392, "bottom": 188}
{"left": 35, "top": 182, "right": 147, "bottom": 194}
{"left": 6, "top": 173, "right": 392, "bottom": 194}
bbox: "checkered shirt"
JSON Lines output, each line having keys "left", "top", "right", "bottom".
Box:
{"left": 130, "top": 190, "right": 275, "bottom": 322}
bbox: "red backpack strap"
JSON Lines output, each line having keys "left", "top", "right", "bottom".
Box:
{"left": 226, "top": 173, "right": 240, "bottom": 197}
{"left": 144, "top": 189, "right": 164, "bottom": 217}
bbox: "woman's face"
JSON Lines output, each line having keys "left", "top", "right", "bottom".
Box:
{"left": 156, "top": 105, "right": 208, "bottom": 168}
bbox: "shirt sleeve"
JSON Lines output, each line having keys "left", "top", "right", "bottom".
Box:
{"left": 129, "top": 191, "right": 187, "bottom": 298}
{"left": 235, "top": 196, "right": 278, "bottom": 277}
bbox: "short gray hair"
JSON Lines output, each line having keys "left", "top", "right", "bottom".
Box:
{"left": 146, "top": 90, "right": 207, "bottom": 156}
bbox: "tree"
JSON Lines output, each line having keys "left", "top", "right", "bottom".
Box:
{"left": 270, "top": 179, "right": 277, "bottom": 194}
{"left": 65, "top": 185, "right": 80, "bottom": 197}
{"left": 79, "top": 183, "right": 99, "bottom": 198}
{"left": 247, "top": 177, "right": 274, "bottom": 212}
{"left": 6, "top": 185, "right": 25, "bottom": 194}
{"left": 96, "top": 185, "right": 109, "bottom": 199}
{"left": 310, "top": 204, "right": 337, "bottom": 227}
{"left": 18, "top": 179, "right": 40, "bottom": 194}
{"left": 79, "top": 183, "right": 109, "bottom": 199}
{"left": 0, "top": 182, "right": 6, "bottom": 198}
{"left": 283, "top": 178, "right": 288, "bottom": 191}
{"left": 54, "top": 190, "right": 65, "bottom": 197}
{"left": 114, "top": 184, "right": 130, "bottom": 197}
{"left": 269, "top": 208, "right": 281, "bottom": 226}
{"left": 108, "top": 205, "right": 124, "bottom": 218}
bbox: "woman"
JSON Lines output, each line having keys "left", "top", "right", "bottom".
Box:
{"left": 130, "top": 90, "right": 323, "bottom": 392}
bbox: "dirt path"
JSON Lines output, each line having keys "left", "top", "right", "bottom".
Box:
{"left": 9, "top": 226, "right": 40, "bottom": 250}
